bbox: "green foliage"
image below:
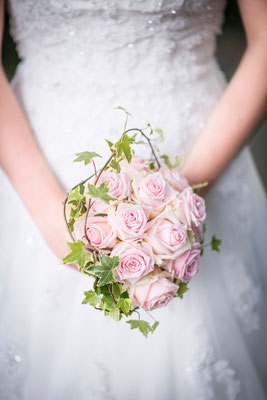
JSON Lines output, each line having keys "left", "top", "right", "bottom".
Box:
{"left": 82, "top": 290, "right": 101, "bottom": 307}
{"left": 115, "top": 133, "right": 136, "bottom": 163}
{"left": 176, "top": 281, "right": 189, "bottom": 299}
{"left": 146, "top": 122, "right": 153, "bottom": 136}
{"left": 149, "top": 161, "right": 155, "bottom": 170}
{"left": 117, "top": 298, "right": 132, "bottom": 316}
{"left": 105, "top": 139, "right": 114, "bottom": 150}
{"left": 155, "top": 127, "right": 164, "bottom": 143}
{"left": 111, "top": 283, "right": 122, "bottom": 301}
{"left": 73, "top": 151, "right": 101, "bottom": 166}
{"left": 86, "top": 252, "right": 119, "bottom": 286}
{"left": 126, "top": 319, "right": 159, "bottom": 338}
{"left": 62, "top": 240, "right": 93, "bottom": 268}
{"left": 68, "top": 185, "right": 85, "bottom": 204}
{"left": 87, "top": 181, "right": 117, "bottom": 204}
{"left": 67, "top": 185, "right": 87, "bottom": 221}
{"left": 160, "top": 154, "right": 183, "bottom": 169}
{"left": 109, "top": 308, "right": 122, "bottom": 322}
{"left": 69, "top": 203, "right": 86, "bottom": 220}
{"left": 115, "top": 106, "right": 131, "bottom": 116}
{"left": 102, "top": 293, "right": 116, "bottom": 310}
{"left": 211, "top": 235, "right": 222, "bottom": 252}
{"left": 110, "top": 159, "right": 121, "bottom": 173}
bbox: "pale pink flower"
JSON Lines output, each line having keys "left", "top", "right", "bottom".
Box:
{"left": 90, "top": 198, "right": 110, "bottom": 214}
{"left": 73, "top": 215, "right": 117, "bottom": 249}
{"left": 129, "top": 271, "right": 178, "bottom": 311}
{"left": 175, "top": 187, "right": 206, "bottom": 228}
{"left": 132, "top": 172, "right": 176, "bottom": 214}
{"left": 146, "top": 207, "right": 191, "bottom": 261}
{"left": 164, "top": 248, "right": 201, "bottom": 281}
{"left": 108, "top": 203, "right": 149, "bottom": 240}
{"left": 111, "top": 241, "right": 154, "bottom": 283}
{"left": 97, "top": 171, "right": 129, "bottom": 200}
{"left": 120, "top": 156, "right": 150, "bottom": 181}
{"left": 160, "top": 166, "right": 189, "bottom": 193}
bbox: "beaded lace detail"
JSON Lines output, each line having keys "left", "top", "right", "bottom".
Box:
{"left": 0, "top": 339, "right": 26, "bottom": 400}
{"left": 187, "top": 323, "right": 241, "bottom": 400}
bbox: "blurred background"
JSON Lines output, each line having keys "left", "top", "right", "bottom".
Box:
{"left": 1, "top": 1, "right": 267, "bottom": 189}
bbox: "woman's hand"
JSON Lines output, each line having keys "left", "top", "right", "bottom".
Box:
{"left": 36, "top": 191, "right": 79, "bottom": 270}
{"left": 181, "top": 0, "right": 267, "bottom": 192}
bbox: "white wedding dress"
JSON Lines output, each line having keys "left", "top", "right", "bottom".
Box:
{"left": 1, "top": 0, "right": 267, "bottom": 399}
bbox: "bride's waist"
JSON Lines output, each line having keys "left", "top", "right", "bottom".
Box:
{"left": 15, "top": 47, "right": 224, "bottom": 101}
{"left": 17, "top": 34, "right": 218, "bottom": 81}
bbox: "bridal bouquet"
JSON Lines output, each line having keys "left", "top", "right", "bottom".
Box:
{"left": 62, "top": 107, "right": 221, "bottom": 337}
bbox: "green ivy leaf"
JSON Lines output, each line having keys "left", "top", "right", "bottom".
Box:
{"left": 176, "top": 281, "right": 189, "bottom": 299}
{"left": 149, "top": 161, "right": 155, "bottom": 170}
{"left": 115, "top": 142, "right": 123, "bottom": 158}
{"left": 146, "top": 122, "right": 153, "bottom": 136}
{"left": 105, "top": 139, "right": 114, "bottom": 150}
{"left": 73, "top": 151, "right": 101, "bottom": 166}
{"left": 68, "top": 186, "right": 85, "bottom": 205}
{"left": 87, "top": 252, "right": 119, "bottom": 287}
{"left": 126, "top": 320, "right": 156, "bottom": 338}
{"left": 112, "top": 283, "right": 122, "bottom": 301}
{"left": 121, "top": 133, "right": 136, "bottom": 163}
{"left": 62, "top": 240, "right": 93, "bottom": 268}
{"left": 70, "top": 201, "right": 87, "bottom": 220}
{"left": 102, "top": 293, "right": 116, "bottom": 311}
{"left": 117, "top": 298, "right": 132, "bottom": 316}
{"left": 67, "top": 218, "right": 75, "bottom": 233}
{"left": 155, "top": 127, "right": 164, "bottom": 143}
{"left": 82, "top": 290, "right": 101, "bottom": 307}
{"left": 109, "top": 308, "right": 121, "bottom": 322}
{"left": 87, "top": 181, "right": 117, "bottom": 204}
{"left": 160, "top": 154, "right": 183, "bottom": 170}
{"left": 110, "top": 159, "right": 121, "bottom": 173}
{"left": 211, "top": 235, "right": 222, "bottom": 252}
{"left": 100, "top": 252, "right": 119, "bottom": 269}
{"left": 115, "top": 106, "right": 131, "bottom": 116}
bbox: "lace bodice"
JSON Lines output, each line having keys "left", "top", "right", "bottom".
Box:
{"left": 10, "top": 0, "right": 225, "bottom": 56}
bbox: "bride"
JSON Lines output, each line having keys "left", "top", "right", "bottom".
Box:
{"left": 1, "top": 0, "right": 267, "bottom": 399}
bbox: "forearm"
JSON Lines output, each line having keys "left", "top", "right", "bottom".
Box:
{"left": 182, "top": 40, "right": 267, "bottom": 189}
{"left": 0, "top": 69, "right": 65, "bottom": 220}
{"left": 0, "top": 67, "right": 73, "bottom": 261}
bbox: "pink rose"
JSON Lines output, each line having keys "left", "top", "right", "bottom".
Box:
{"left": 164, "top": 248, "right": 201, "bottom": 281}
{"left": 73, "top": 215, "right": 117, "bottom": 249}
{"left": 120, "top": 156, "right": 150, "bottom": 181}
{"left": 111, "top": 241, "right": 154, "bottom": 283}
{"left": 108, "top": 203, "right": 149, "bottom": 240}
{"left": 129, "top": 274, "right": 178, "bottom": 311}
{"left": 175, "top": 187, "right": 206, "bottom": 228}
{"left": 146, "top": 207, "right": 191, "bottom": 261}
{"left": 97, "top": 171, "right": 129, "bottom": 200}
{"left": 160, "top": 166, "right": 189, "bottom": 193}
{"left": 90, "top": 198, "right": 110, "bottom": 214}
{"left": 132, "top": 172, "right": 176, "bottom": 214}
